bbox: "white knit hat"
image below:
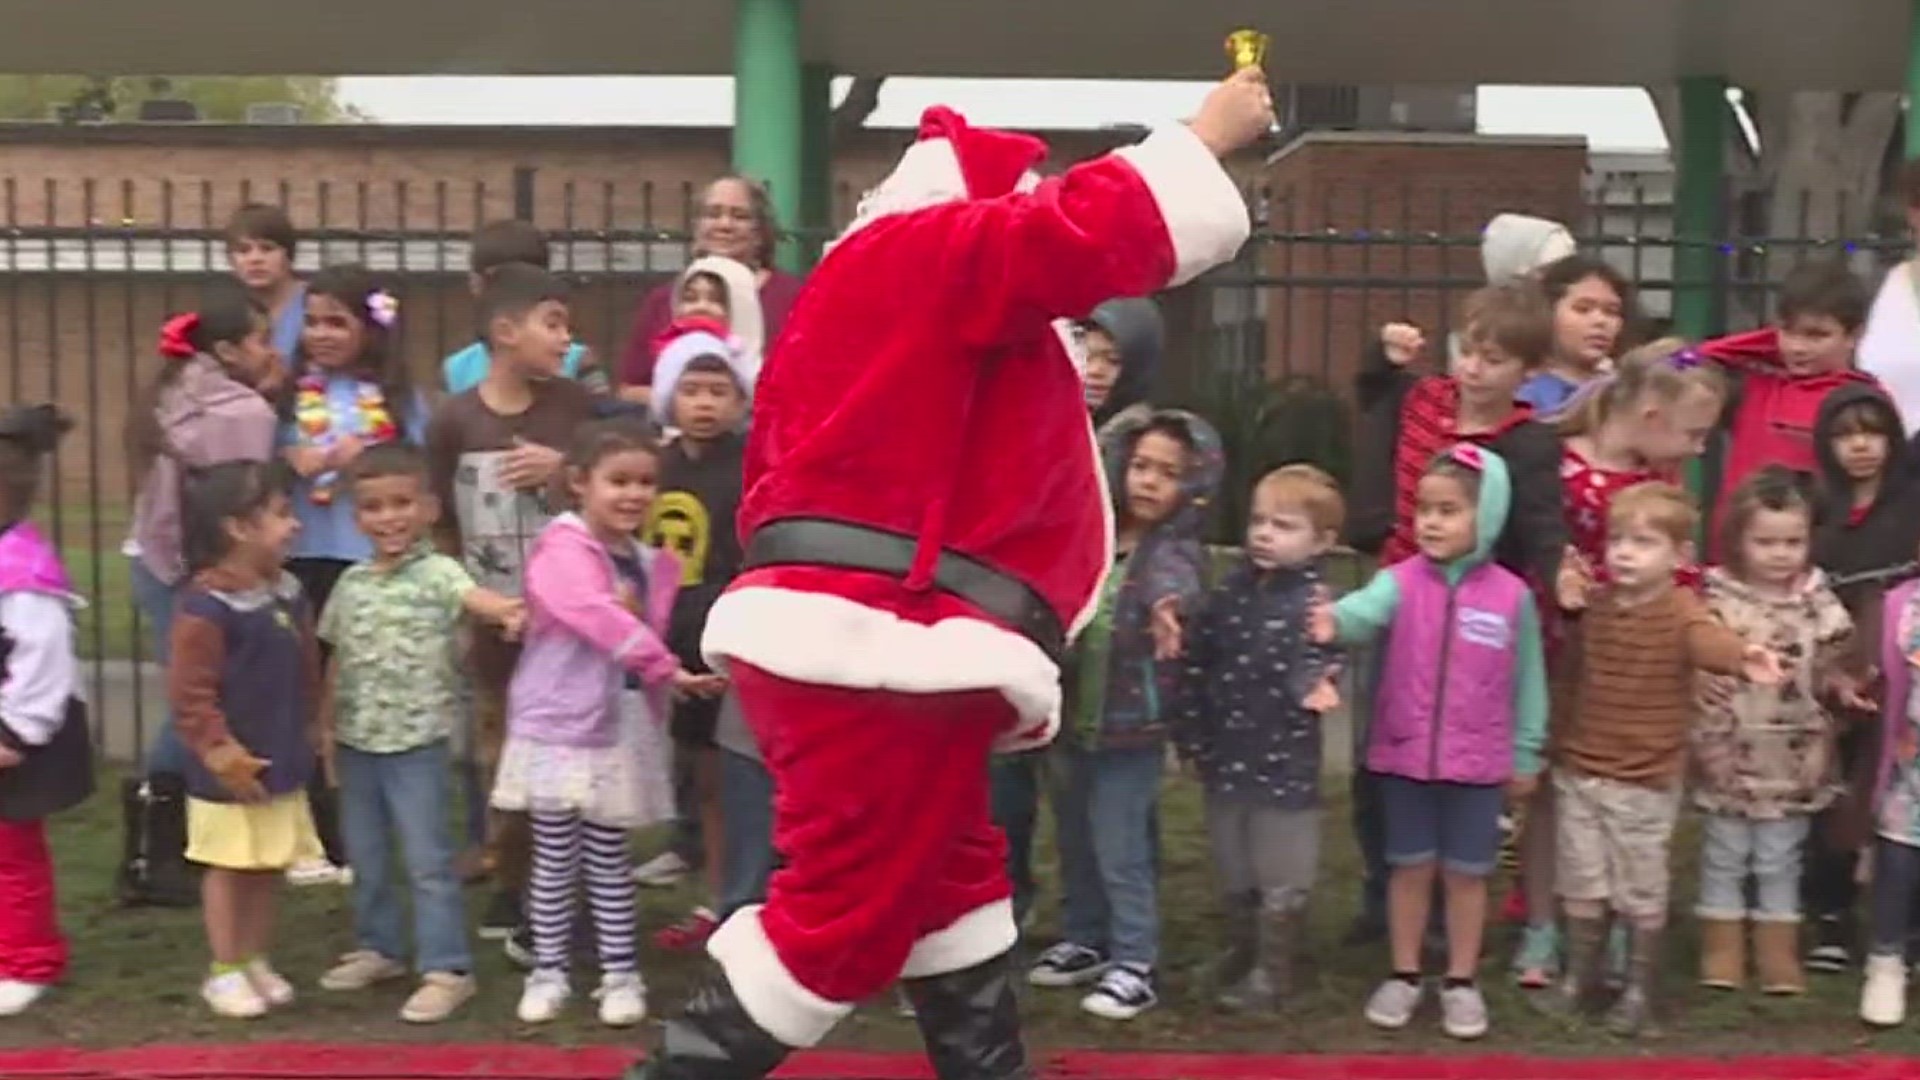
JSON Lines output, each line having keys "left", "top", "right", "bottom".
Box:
{"left": 651, "top": 325, "right": 758, "bottom": 428}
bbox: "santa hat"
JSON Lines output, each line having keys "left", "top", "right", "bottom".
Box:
{"left": 652, "top": 322, "right": 759, "bottom": 428}
{"left": 835, "top": 108, "right": 1048, "bottom": 244}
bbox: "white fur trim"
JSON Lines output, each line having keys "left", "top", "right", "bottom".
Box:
{"left": 702, "top": 586, "right": 1060, "bottom": 727}
{"left": 830, "top": 138, "right": 1042, "bottom": 253}
{"left": 1113, "top": 125, "right": 1251, "bottom": 288}
{"left": 899, "top": 899, "right": 1018, "bottom": 979}
{"left": 707, "top": 905, "right": 853, "bottom": 1048}
{"left": 1066, "top": 414, "right": 1115, "bottom": 641}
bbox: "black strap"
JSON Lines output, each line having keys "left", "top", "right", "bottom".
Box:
{"left": 743, "top": 518, "right": 1066, "bottom": 665}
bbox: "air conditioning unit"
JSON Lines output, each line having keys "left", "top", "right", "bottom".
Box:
{"left": 246, "top": 102, "right": 303, "bottom": 124}
{"left": 137, "top": 99, "right": 200, "bottom": 122}
{"left": 51, "top": 103, "right": 108, "bottom": 124}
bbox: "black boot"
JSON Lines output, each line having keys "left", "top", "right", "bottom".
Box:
{"left": 900, "top": 951, "right": 1031, "bottom": 1080}
{"left": 626, "top": 974, "right": 793, "bottom": 1080}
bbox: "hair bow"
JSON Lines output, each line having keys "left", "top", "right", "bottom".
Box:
{"left": 366, "top": 289, "right": 399, "bottom": 329}
{"left": 158, "top": 313, "right": 200, "bottom": 360}
{"left": 1668, "top": 346, "right": 1707, "bottom": 370}
{"left": 1446, "top": 443, "right": 1485, "bottom": 471}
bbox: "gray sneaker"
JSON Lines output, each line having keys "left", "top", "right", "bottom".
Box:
{"left": 1364, "top": 977, "right": 1423, "bottom": 1029}
{"left": 1440, "top": 983, "right": 1489, "bottom": 1039}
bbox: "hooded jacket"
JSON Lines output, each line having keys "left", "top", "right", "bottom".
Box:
{"left": 1086, "top": 297, "right": 1164, "bottom": 427}
{"left": 1813, "top": 383, "right": 1920, "bottom": 636}
{"left": 1330, "top": 444, "right": 1548, "bottom": 784}
{"left": 1064, "top": 408, "right": 1223, "bottom": 750}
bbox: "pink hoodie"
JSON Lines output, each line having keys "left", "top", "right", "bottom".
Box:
{"left": 129, "top": 356, "right": 277, "bottom": 584}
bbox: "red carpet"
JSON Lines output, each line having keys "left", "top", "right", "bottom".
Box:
{"left": 2, "top": 1046, "right": 1920, "bottom": 1080}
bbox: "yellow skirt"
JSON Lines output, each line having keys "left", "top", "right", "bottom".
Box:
{"left": 186, "top": 792, "right": 324, "bottom": 871}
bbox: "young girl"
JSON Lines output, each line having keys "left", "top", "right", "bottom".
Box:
{"left": 491, "top": 421, "right": 722, "bottom": 1026}
{"left": 281, "top": 263, "right": 426, "bottom": 886}
{"left": 1859, "top": 549, "right": 1920, "bottom": 1025}
{"left": 127, "top": 291, "right": 283, "bottom": 781}
{"left": 1693, "top": 467, "right": 1853, "bottom": 996}
{"left": 1516, "top": 257, "right": 1634, "bottom": 416}
{"left": 1314, "top": 444, "right": 1548, "bottom": 1041}
{"left": 168, "top": 460, "right": 321, "bottom": 1019}
{"left": 0, "top": 405, "right": 93, "bottom": 1016}
{"left": 1508, "top": 339, "right": 1729, "bottom": 988}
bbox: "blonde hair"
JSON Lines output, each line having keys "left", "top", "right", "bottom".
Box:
{"left": 1253, "top": 463, "right": 1345, "bottom": 534}
{"left": 1607, "top": 480, "right": 1698, "bottom": 547}
{"left": 1556, "top": 336, "right": 1727, "bottom": 437}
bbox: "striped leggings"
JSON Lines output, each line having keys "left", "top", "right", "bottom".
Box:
{"left": 528, "top": 810, "right": 637, "bottom": 975}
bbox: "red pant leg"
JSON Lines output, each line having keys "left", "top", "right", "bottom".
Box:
{"left": 0, "top": 819, "right": 65, "bottom": 984}
{"left": 709, "top": 661, "right": 1016, "bottom": 1047}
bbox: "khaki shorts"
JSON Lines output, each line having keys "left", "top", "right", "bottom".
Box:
{"left": 1553, "top": 767, "right": 1683, "bottom": 920}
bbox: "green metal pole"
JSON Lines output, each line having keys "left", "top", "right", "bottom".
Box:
{"left": 1671, "top": 75, "right": 1727, "bottom": 518}
{"left": 733, "top": 0, "right": 804, "bottom": 271}
{"left": 1908, "top": 0, "right": 1920, "bottom": 158}
{"left": 798, "top": 63, "right": 834, "bottom": 269}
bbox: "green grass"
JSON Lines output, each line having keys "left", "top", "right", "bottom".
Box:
{"left": 34, "top": 501, "right": 141, "bottom": 663}
{"left": 1, "top": 768, "right": 1915, "bottom": 1057}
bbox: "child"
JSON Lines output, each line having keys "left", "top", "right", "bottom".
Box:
{"left": 1807, "top": 383, "right": 1919, "bottom": 969}
{"left": 1693, "top": 467, "right": 1853, "bottom": 996}
{"left": 441, "top": 221, "right": 605, "bottom": 395}
{"left": 169, "top": 460, "right": 321, "bottom": 1019}
{"left": 1028, "top": 408, "right": 1222, "bottom": 1021}
{"left": 1174, "top": 464, "right": 1343, "bottom": 1011}
{"left": 491, "top": 420, "right": 722, "bottom": 1026}
{"left": 1541, "top": 481, "right": 1780, "bottom": 1035}
{"left": 282, "top": 263, "right": 429, "bottom": 887}
{"left": 1312, "top": 444, "right": 1547, "bottom": 1041}
{"left": 313, "top": 444, "right": 525, "bottom": 1023}
{"left": 224, "top": 203, "right": 306, "bottom": 362}
{"left": 0, "top": 405, "right": 94, "bottom": 1016}
{"left": 425, "top": 262, "right": 598, "bottom": 945}
{"left": 1079, "top": 297, "right": 1163, "bottom": 427}
{"left": 642, "top": 324, "right": 758, "bottom": 950}
{"left": 618, "top": 256, "right": 765, "bottom": 415}
{"left": 1858, "top": 551, "right": 1920, "bottom": 1025}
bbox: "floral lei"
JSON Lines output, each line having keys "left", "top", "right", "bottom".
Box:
{"left": 294, "top": 374, "right": 399, "bottom": 505}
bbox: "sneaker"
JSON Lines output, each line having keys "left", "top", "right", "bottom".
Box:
{"left": 400, "top": 972, "right": 477, "bottom": 1024}
{"left": 632, "top": 850, "right": 690, "bottom": 887}
{"left": 1440, "top": 982, "right": 1490, "bottom": 1040}
{"left": 319, "top": 950, "right": 408, "bottom": 992}
{"left": 1512, "top": 924, "right": 1561, "bottom": 989}
{"left": 653, "top": 908, "right": 719, "bottom": 952}
{"left": 895, "top": 986, "right": 918, "bottom": 1018}
{"left": 0, "top": 980, "right": 48, "bottom": 1016}
{"left": 244, "top": 958, "right": 295, "bottom": 1007}
{"left": 1080, "top": 963, "right": 1157, "bottom": 1020}
{"left": 202, "top": 970, "right": 268, "bottom": 1019}
{"left": 517, "top": 969, "right": 571, "bottom": 1024}
{"left": 1861, "top": 953, "right": 1908, "bottom": 1027}
{"left": 503, "top": 925, "right": 536, "bottom": 970}
{"left": 478, "top": 892, "right": 522, "bottom": 941}
{"left": 1809, "top": 915, "right": 1854, "bottom": 973}
{"left": 595, "top": 971, "right": 648, "bottom": 1027}
{"left": 1027, "top": 942, "right": 1109, "bottom": 988}
{"left": 1364, "top": 977, "right": 1423, "bottom": 1030}
{"left": 286, "top": 859, "right": 350, "bottom": 887}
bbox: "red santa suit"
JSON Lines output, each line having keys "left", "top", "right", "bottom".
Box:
{"left": 681, "top": 107, "right": 1249, "bottom": 1061}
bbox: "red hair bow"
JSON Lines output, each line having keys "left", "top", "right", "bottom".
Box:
{"left": 158, "top": 313, "right": 199, "bottom": 360}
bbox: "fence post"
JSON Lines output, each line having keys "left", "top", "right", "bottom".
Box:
{"left": 1908, "top": 0, "right": 1920, "bottom": 159}
{"left": 733, "top": 0, "right": 804, "bottom": 271}
{"left": 1672, "top": 75, "right": 1727, "bottom": 519}
{"left": 798, "top": 62, "right": 833, "bottom": 269}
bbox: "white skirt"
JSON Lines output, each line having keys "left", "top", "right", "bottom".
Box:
{"left": 491, "top": 691, "right": 675, "bottom": 830}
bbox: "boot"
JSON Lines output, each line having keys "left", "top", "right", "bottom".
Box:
{"left": 1604, "top": 924, "right": 1663, "bottom": 1037}
{"left": 1753, "top": 920, "right": 1806, "bottom": 995}
{"left": 1219, "top": 895, "right": 1296, "bottom": 1011}
{"left": 1207, "top": 891, "right": 1258, "bottom": 995}
{"left": 900, "top": 951, "right": 1031, "bottom": 1080}
{"left": 625, "top": 973, "right": 793, "bottom": 1080}
{"left": 1696, "top": 917, "right": 1745, "bottom": 990}
{"left": 1534, "top": 914, "right": 1607, "bottom": 1018}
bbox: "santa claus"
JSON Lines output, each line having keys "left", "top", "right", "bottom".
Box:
{"left": 633, "top": 68, "right": 1273, "bottom": 1080}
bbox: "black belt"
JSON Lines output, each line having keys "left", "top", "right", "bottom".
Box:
{"left": 742, "top": 518, "right": 1066, "bottom": 665}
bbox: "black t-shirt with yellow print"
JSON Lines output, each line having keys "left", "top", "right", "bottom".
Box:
{"left": 644, "top": 431, "right": 747, "bottom": 672}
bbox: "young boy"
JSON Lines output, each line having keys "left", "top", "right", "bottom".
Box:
{"left": 1027, "top": 408, "right": 1222, "bottom": 1021}
{"left": 424, "top": 263, "right": 596, "bottom": 948}
{"left": 224, "top": 202, "right": 306, "bottom": 363}
{"left": 1343, "top": 283, "right": 1568, "bottom": 942}
{"left": 441, "top": 220, "right": 604, "bottom": 396}
{"left": 313, "top": 445, "right": 522, "bottom": 1023}
{"left": 1174, "top": 464, "right": 1344, "bottom": 1012}
{"left": 1544, "top": 482, "right": 1780, "bottom": 1035}
{"left": 640, "top": 324, "right": 756, "bottom": 950}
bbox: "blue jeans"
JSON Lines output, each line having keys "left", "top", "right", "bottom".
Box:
{"left": 335, "top": 741, "right": 472, "bottom": 974}
{"left": 1697, "top": 813, "right": 1811, "bottom": 920}
{"left": 129, "top": 558, "right": 193, "bottom": 778}
{"left": 991, "top": 751, "right": 1042, "bottom": 928}
{"left": 1053, "top": 744, "right": 1163, "bottom": 968}
{"left": 717, "top": 749, "right": 777, "bottom": 920}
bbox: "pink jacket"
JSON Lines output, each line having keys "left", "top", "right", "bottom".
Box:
{"left": 507, "top": 513, "right": 682, "bottom": 748}
{"left": 130, "top": 356, "right": 276, "bottom": 584}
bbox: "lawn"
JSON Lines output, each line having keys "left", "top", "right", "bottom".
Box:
{"left": 0, "top": 767, "right": 1911, "bottom": 1059}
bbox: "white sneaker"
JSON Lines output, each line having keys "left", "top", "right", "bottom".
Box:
{"left": 245, "top": 958, "right": 296, "bottom": 1008}
{"left": 595, "top": 971, "right": 648, "bottom": 1027}
{"left": 202, "top": 971, "right": 268, "bottom": 1019}
{"left": 632, "top": 851, "right": 690, "bottom": 887}
{"left": 320, "top": 949, "right": 409, "bottom": 992}
{"left": 1862, "top": 953, "right": 1908, "bottom": 1027}
{"left": 286, "top": 859, "right": 350, "bottom": 887}
{"left": 1364, "top": 977, "right": 1424, "bottom": 1030}
{"left": 517, "top": 969, "right": 571, "bottom": 1024}
{"left": 1439, "top": 982, "right": 1489, "bottom": 1040}
{"left": 0, "top": 980, "right": 48, "bottom": 1016}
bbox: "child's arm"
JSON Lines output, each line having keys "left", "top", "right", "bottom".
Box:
{"left": 169, "top": 601, "right": 270, "bottom": 802}
{"left": 316, "top": 654, "right": 339, "bottom": 788}
{"left": 424, "top": 404, "right": 463, "bottom": 557}
{"left": 1811, "top": 583, "right": 1863, "bottom": 704}
{"left": 1345, "top": 335, "right": 1416, "bottom": 556}
{"left": 1509, "top": 596, "right": 1549, "bottom": 782}
{"left": 295, "top": 593, "right": 325, "bottom": 767}
{"left": 1316, "top": 570, "right": 1402, "bottom": 646}
{"left": 1499, "top": 424, "right": 1569, "bottom": 590}
{"left": 524, "top": 528, "right": 681, "bottom": 687}
{"left": 0, "top": 593, "right": 73, "bottom": 761}
{"left": 1680, "top": 591, "right": 1780, "bottom": 681}
{"left": 1688, "top": 327, "right": 1784, "bottom": 376}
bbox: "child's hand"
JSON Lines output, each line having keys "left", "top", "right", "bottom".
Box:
{"left": 672, "top": 670, "right": 727, "bottom": 699}
{"left": 1827, "top": 671, "right": 1878, "bottom": 713}
{"left": 1741, "top": 645, "right": 1785, "bottom": 686}
{"left": 499, "top": 440, "right": 564, "bottom": 490}
{"left": 285, "top": 446, "right": 328, "bottom": 479}
{"left": 1307, "top": 588, "right": 1337, "bottom": 645}
{"left": 499, "top": 604, "right": 527, "bottom": 642}
{"left": 1302, "top": 673, "right": 1341, "bottom": 714}
{"left": 205, "top": 743, "right": 272, "bottom": 804}
{"left": 1380, "top": 322, "right": 1426, "bottom": 367}
{"left": 1555, "top": 546, "right": 1593, "bottom": 612}
{"left": 0, "top": 745, "right": 22, "bottom": 770}
{"left": 1149, "top": 597, "right": 1184, "bottom": 661}
{"left": 1507, "top": 773, "right": 1539, "bottom": 801}
{"left": 328, "top": 433, "right": 367, "bottom": 469}
{"left": 317, "top": 729, "right": 339, "bottom": 790}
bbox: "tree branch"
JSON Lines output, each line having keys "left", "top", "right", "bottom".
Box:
{"left": 832, "top": 75, "right": 886, "bottom": 139}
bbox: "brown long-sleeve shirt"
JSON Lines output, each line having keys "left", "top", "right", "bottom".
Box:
{"left": 1556, "top": 586, "right": 1747, "bottom": 785}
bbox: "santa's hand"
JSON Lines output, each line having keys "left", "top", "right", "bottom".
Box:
{"left": 1380, "top": 322, "right": 1426, "bottom": 367}
{"left": 1189, "top": 67, "right": 1275, "bottom": 158}
{"left": 1150, "top": 597, "right": 1184, "bottom": 661}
